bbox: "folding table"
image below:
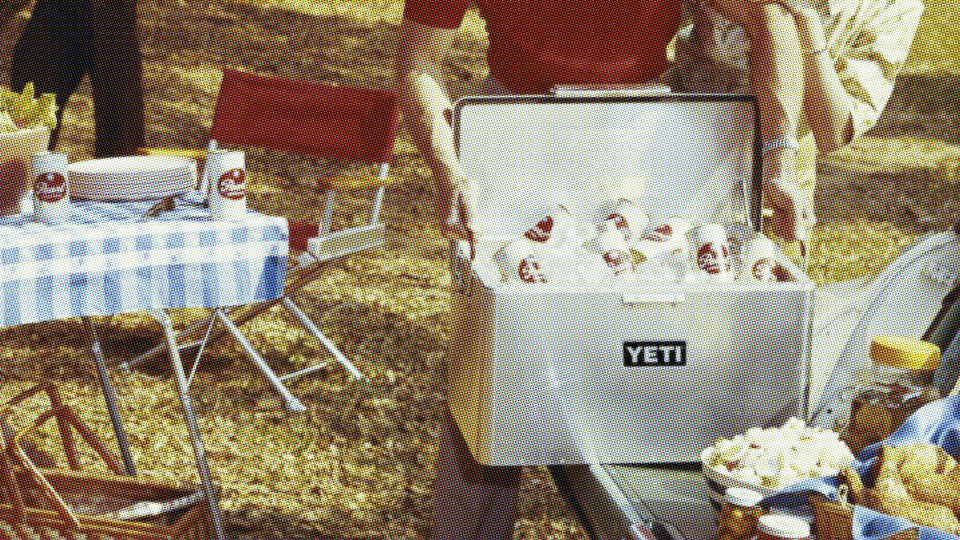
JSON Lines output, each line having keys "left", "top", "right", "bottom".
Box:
{"left": 0, "top": 193, "right": 288, "bottom": 540}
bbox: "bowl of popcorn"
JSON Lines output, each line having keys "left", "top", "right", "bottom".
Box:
{"left": 701, "top": 418, "right": 856, "bottom": 502}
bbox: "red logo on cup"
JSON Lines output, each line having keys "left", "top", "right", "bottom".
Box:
{"left": 217, "top": 168, "right": 247, "bottom": 200}
{"left": 524, "top": 216, "right": 555, "bottom": 243}
{"left": 518, "top": 258, "right": 547, "bottom": 283}
{"left": 752, "top": 258, "right": 776, "bottom": 282}
{"left": 643, "top": 224, "right": 672, "bottom": 243}
{"left": 607, "top": 213, "right": 631, "bottom": 239}
{"left": 603, "top": 249, "right": 632, "bottom": 275}
{"left": 34, "top": 172, "right": 67, "bottom": 203}
{"left": 697, "top": 243, "right": 730, "bottom": 275}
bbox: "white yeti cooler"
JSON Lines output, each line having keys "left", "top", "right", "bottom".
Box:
{"left": 447, "top": 92, "right": 816, "bottom": 466}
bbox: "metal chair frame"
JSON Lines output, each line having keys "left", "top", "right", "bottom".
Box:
{"left": 122, "top": 70, "right": 399, "bottom": 412}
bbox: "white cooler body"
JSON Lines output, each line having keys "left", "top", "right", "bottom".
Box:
{"left": 448, "top": 93, "right": 816, "bottom": 466}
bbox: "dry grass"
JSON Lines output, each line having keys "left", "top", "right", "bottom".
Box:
{"left": 0, "top": 1, "right": 957, "bottom": 538}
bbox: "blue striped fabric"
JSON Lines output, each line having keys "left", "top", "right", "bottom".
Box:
{"left": 0, "top": 196, "right": 288, "bottom": 327}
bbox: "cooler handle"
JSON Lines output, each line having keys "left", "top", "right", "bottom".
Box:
{"left": 622, "top": 293, "right": 686, "bottom": 306}
{"left": 551, "top": 83, "right": 672, "bottom": 98}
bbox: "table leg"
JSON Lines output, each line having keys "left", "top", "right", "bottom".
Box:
{"left": 154, "top": 310, "right": 228, "bottom": 540}
{"left": 82, "top": 317, "right": 137, "bottom": 476}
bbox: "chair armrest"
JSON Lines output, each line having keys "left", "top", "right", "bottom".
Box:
{"left": 319, "top": 174, "right": 396, "bottom": 192}
{"left": 137, "top": 147, "right": 209, "bottom": 161}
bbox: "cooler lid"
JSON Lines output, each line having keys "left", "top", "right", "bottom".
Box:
{"left": 454, "top": 93, "right": 761, "bottom": 237}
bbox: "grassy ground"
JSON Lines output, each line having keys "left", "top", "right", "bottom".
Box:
{"left": 0, "top": 1, "right": 958, "bottom": 538}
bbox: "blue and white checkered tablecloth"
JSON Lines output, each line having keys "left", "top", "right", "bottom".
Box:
{"left": 0, "top": 195, "right": 288, "bottom": 328}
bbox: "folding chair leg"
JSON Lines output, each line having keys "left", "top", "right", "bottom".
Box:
{"left": 119, "top": 317, "right": 211, "bottom": 371}
{"left": 154, "top": 311, "right": 227, "bottom": 540}
{"left": 83, "top": 318, "right": 137, "bottom": 477}
{"left": 213, "top": 309, "right": 308, "bottom": 413}
{"left": 281, "top": 297, "right": 365, "bottom": 381}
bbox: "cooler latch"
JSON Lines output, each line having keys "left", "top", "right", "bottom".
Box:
{"left": 622, "top": 293, "right": 686, "bottom": 307}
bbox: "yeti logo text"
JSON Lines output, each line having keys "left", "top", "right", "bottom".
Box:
{"left": 623, "top": 342, "right": 686, "bottom": 367}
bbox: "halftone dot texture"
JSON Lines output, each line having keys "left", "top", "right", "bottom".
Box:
{"left": 0, "top": 0, "right": 953, "bottom": 539}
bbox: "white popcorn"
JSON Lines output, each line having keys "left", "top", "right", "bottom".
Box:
{"left": 706, "top": 418, "right": 854, "bottom": 490}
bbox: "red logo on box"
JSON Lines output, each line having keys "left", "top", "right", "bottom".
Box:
{"left": 217, "top": 168, "right": 247, "bottom": 200}
{"left": 34, "top": 172, "right": 67, "bottom": 203}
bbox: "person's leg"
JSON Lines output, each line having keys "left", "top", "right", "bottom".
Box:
{"left": 431, "top": 408, "right": 521, "bottom": 540}
{"left": 431, "top": 74, "right": 521, "bottom": 540}
{"left": 89, "top": 0, "right": 145, "bottom": 158}
{"left": 9, "top": 0, "right": 92, "bottom": 150}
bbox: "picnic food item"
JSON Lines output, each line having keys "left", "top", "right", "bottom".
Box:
{"left": 739, "top": 234, "right": 779, "bottom": 283}
{"left": 524, "top": 204, "right": 572, "bottom": 245}
{"left": 0, "top": 83, "right": 57, "bottom": 133}
{"left": 493, "top": 238, "right": 548, "bottom": 283}
{"left": 826, "top": 446, "right": 960, "bottom": 535}
{"left": 718, "top": 488, "right": 765, "bottom": 540}
{"left": 844, "top": 336, "right": 941, "bottom": 454}
{"left": 604, "top": 198, "right": 649, "bottom": 243}
{"left": 705, "top": 418, "right": 855, "bottom": 490}
{"left": 205, "top": 149, "right": 247, "bottom": 221}
{"left": 30, "top": 151, "right": 70, "bottom": 225}
{"left": 0, "top": 83, "right": 56, "bottom": 216}
{"left": 691, "top": 223, "right": 734, "bottom": 283}
{"left": 881, "top": 444, "right": 960, "bottom": 515}
{"left": 831, "top": 445, "right": 960, "bottom": 535}
{"left": 754, "top": 515, "right": 810, "bottom": 540}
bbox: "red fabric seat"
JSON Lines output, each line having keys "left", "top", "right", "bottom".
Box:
{"left": 288, "top": 221, "right": 320, "bottom": 253}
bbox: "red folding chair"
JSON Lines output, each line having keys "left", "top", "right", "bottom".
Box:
{"left": 127, "top": 70, "right": 401, "bottom": 412}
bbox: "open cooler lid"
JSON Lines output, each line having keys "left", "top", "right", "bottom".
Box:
{"left": 454, "top": 94, "right": 762, "bottom": 237}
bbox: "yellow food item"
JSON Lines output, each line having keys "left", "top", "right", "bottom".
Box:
{"left": 856, "top": 445, "right": 960, "bottom": 535}
{"left": 0, "top": 82, "right": 57, "bottom": 132}
{"left": 895, "top": 444, "right": 960, "bottom": 515}
{"left": 863, "top": 487, "right": 960, "bottom": 534}
{"left": 870, "top": 336, "right": 941, "bottom": 370}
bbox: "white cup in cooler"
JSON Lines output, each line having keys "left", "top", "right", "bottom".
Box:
{"left": 604, "top": 198, "right": 649, "bottom": 243}
{"left": 206, "top": 149, "right": 247, "bottom": 221}
{"left": 596, "top": 221, "right": 635, "bottom": 280}
{"left": 738, "top": 234, "right": 779, "bottom": 283}
{"left": 634, "top": 217, "right": 693, "bottom": 260}
{"left": 493, "top": 239, "right": 548, "bottom": 284}
{"left": 690, "top": 223, "right": 734, "bottom": 283}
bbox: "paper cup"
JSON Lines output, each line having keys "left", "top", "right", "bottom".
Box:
{"left": 206, "top": 149, "right": 247, "bottom": 221}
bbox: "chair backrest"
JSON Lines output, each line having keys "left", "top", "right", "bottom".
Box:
{"left": 210, "top": 69, "right": 400, "bottom": 165}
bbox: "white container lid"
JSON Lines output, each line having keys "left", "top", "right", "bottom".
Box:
{"left": 724, "top": 487, "right": 763, "bottom": 508}
{"left": 454, "top": 95, "right": 760, "bottom": 238}
{"left": 758, "top": 515, "right": 810, "bottom": 539}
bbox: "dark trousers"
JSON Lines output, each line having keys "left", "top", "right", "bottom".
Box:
{"left": 10, "top": 0, "right": 144, "bottom": 158}
{"left": 432, "top": 409, "right": 521, "bottom": 540}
